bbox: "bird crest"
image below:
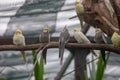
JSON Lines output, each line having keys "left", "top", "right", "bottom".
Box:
{"left": 75, "top": 0, "right": 80, "bottom": 5}
{"left": 15, "top": 29, "right": 22, "bottom": 35}
{"left": 43, "top": 25, "right": 49, "bottom": 32}
{"left": 63, "top": 25, "right": 67, "bottom": 32}
{"left": 95, "top": 28, "right": 102, "bottom": 33}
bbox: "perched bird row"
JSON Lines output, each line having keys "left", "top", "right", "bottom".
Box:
{"left": 13, "top": 25, "right": 120, "bottom": 65}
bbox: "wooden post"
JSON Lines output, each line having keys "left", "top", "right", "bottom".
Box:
{"left": 74, "top": 49, "right": 89, "bottom": 80}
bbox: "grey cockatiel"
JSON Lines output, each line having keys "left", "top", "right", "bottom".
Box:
{"left": 39, "top": 25, "right": 50, "bottom": 43}
{"left": 39, "top": 25, "right": 50, "bottom": 64}
{"left": 59, "top": 26, "right": 70, "bottom": 64}
{"left": 94, "top": 28, "right": 106, "bottom": 64}
{"left": 73, "top": 27, "right": 97, "bottom": 57}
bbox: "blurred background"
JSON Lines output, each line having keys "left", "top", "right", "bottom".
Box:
{"left": 0, "top": 0, "right": 120, "bottom": 80}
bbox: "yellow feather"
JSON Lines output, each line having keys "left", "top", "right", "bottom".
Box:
{"left": 75, "top": 0, "right": 84, "bottom": 28}
{"left": 20, "top": 51, "right": 27, "bottom": 64}
{"left": 111, "top": 32, "right": 120, "bottom": 47}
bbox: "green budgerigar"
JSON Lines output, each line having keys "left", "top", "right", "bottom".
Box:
{"left": 73, "top": 27, "right": 97, "bottom": 57}
{"left": 111, "top": 32, "right": 120, "bottom": 47}
{"left": 13, "top": 29, "right": 27, "bottom": 64}
{"left": 75, "top": 0, "right": 84, "bottom": 28}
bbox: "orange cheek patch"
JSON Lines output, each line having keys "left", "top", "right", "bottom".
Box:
{"left": 74, "top": 30, "right": 77, "bottom": 32}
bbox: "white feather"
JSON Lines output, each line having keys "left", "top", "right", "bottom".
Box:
{"left": 74, "top": 30, "right": 90, "bottom": 44}
{"left": 13, "top": 34, "right": 25, "bottom": 46}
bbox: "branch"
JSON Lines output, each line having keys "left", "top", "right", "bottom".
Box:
{"left": 0, "top": 42, "right": 120, "bottom": 54}
{"left": 83, "top": 0, "right": 119, "bottom": 36}
{"left": 0, "top": 36, "right": 95, "bottom": 45}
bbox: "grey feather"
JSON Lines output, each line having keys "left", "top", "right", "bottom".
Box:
{"left": 59, "top": 26, "right": 70, "bottom": 64}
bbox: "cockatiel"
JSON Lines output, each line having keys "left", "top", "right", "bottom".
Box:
{"left": 111, "top": 32, "right": 120, "bottom": 47}
{"left": 59, "top": 26, "right": 70, "bottom": 64}
{"left": 39, "top": 25, "right": 50, "bottom": 43}
{"left": 73, "top": 27, "right": 97, "bottom": 57}
{"left": 75, "top": 0, "right": 84, "bottom": 28}
{"left": 13, "top": 29, "right": 27, "bottom": 64}
{"left": 39, "top": 25, "right": 50, "bottom": 64}
{"left": 94, "top": 28, "right": 106, "bottom": 64}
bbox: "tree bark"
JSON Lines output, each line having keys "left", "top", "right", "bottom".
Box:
{"left": 83, "top": 0, "right": 120, "bottom": 36}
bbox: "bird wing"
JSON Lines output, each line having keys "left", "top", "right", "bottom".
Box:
{"left": 48, "top": 34, "right": 51, "bottom": 42}
{"left": 21, "top": 35, "right": 25, "bottom": 46}
{"left": 79, "top": 31, "right": 90, "bottom": 43}
{"left": 111, "top": 33, "right": 120, "bottom": 46}
{"left": 102, "top": 33, "right": 107, "bottom": 44}
{"left": 95, "top": 32, "right": 105, "bottom": 44}
{"left": 39, "top": 34, "right": 42, "bottom": 42}
{"left": 64, "top": 30, "right": 70, "bottom": 44}
{"left": 59, "top": 31, "right": 65, "bottom": 64}
{"left": 118, "top": 35, "right": 120, "bottom": 46}
{"left": 13, "top": 34, "right": 25, "bottom": 46}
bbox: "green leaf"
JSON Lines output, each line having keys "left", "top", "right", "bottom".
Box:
{"left": 82, "top": 70, "right": 88, "bottom": 80}
{"left": 0, "top": 77, "right": 7, "bottom": 80}
{"left": 32, "top": 50, "right": 44, "bottom": 80}
{"left": 95, "top": 51, "right": 110, "bottom": 80}
{"left": 95, "top": 53, "right": 104, "bottom": 80}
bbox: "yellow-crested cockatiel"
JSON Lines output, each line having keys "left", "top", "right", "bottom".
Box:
{"left": 75, "top": 0, "right": 84, "bottom": 28}
{"left": 13, "top": 29, "right": 27, "bottom": 64}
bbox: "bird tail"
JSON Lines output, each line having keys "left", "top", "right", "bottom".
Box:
{"left": 79, "top": 16, "right": 84, "bottom": 28}
{"left": 59, "top": 44, "right": 65, "bottom": 64}
{"left": 90, "top": 50, "right": 97, "bottom": 57}
{"left": 42, "top": 49, "right": 47, "bottom": 64}
{"left": 100, "top": 50, "right": 106, "bottom": 65}
{"left": 20, "top": 51, "right": 29, "bottom": 71}
{"left": 20, "top": 51, "right": 27, "bottom": 64}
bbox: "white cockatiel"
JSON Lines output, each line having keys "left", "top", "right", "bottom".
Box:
{"left": 73, "top": 27, "right": 97, "bottom": 56}
{"left": 73, "top": 28, "right": 90, "bottom": 44}
{"left": 13, "top": 29, "right": 27, "bottom": 64}
{"left": 75, "top": 0, "right": 84, "bottom": 28}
